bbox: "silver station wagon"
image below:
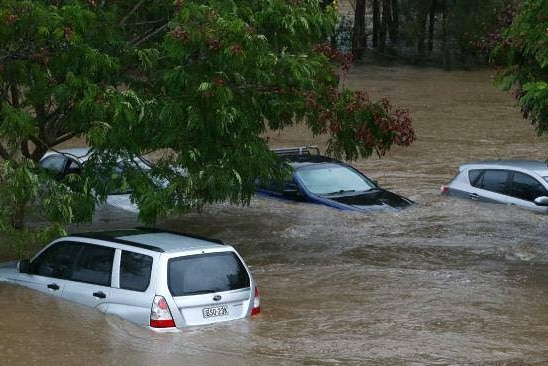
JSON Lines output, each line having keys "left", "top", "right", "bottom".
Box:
{"left": 0, "top": 228, "right": 260, "bottom": 331}
{"left": 441, "top": 160, "right": 548, "bottom": 212}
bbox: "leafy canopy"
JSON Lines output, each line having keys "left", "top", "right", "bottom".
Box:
{"left": 0, "top": 0, "right": 415, "bottom": 245}
{"left": 491, "top": 0, "right": 548, "bottom": 136}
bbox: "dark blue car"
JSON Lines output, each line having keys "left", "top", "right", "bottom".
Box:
{"left": 256, "top": 146, "right": 413, "bottom": 213}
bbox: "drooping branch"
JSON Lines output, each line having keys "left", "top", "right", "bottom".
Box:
{"left": 132, "top": 23, "right": 169, "bottom": 47}
{"left": 118, "top": 0, "right": 147, "bottom": 27}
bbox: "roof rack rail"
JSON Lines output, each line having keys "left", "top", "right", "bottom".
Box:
{"left": 271, "top": 145, "right": 321, "bottom": 156}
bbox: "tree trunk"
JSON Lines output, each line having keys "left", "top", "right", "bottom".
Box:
{"left": 389, "top": 0, "right": 399, "bottom": 45}
{"left": 441, "top": 0, "right": 450, "bottom": 67}
{"left": 380, "top": 0, "right": 390, "bottom": 51}
{"left": 428, "top": 0, "right": 436, "bottom": 51}
{"left": 353, "top": 0, "right": 367, "bottom": 59}
{"left": 372, "top": 0, "right": 380, "bottom": 48}
{"left": 417, "top": 13, "right": 427, "bottom": 55}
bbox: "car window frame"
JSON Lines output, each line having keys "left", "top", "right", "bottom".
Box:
{"left": 29, "top": 240, "right": 84, "bottom": 280}
{"left": 507, "top": 171, "right": 548, "bottom": 202}
{"left": 118, "top": 250, "right": 153, "bottom": 292}
{"left": 70, "top": 243, "right": 115, "bottom": 287}
{"left": 469, "top": 169, "right": 511, "bottom": 195}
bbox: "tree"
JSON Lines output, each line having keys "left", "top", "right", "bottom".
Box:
{"left": 353, "top": 0, "right": 368, "bottom": 58}
{"left": 491, "top": 0, "right": 548, "bottom": 136}
{"left": 0, "top": 0, "right": 415, "bottom": 252}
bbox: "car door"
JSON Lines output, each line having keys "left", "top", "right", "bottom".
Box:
{"left": 468, "top": 169, "right": 514, "bottom": 204}
{"left": 19, "top": 241, "right": 83, "bottom": 298}
{"left": 61, "top": 243, "right": 114, "bottom": 312}
{"left": 105, "top": 249, "right": 157, "bottom": 326}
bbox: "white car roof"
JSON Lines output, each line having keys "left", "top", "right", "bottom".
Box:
{"left": 41, "top": 147, "right": 152, "bottom": 170}
{"left": 460, "top": 160, "right": 548, "bottom": 177}
{"left": 41, "top": 147, "right": 93, "bottom": 163}
{"left": 70, "top": 229, "right": 225, "bottom": 253}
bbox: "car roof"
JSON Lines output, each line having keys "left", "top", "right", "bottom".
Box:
{"left": 271, "top": 145, "right": 344, "bottom": 168}
{"left": 459, "top": 160, "right": 548, "bottom": 176}
{"left": 70, "top": 228, "right": 225, "bottom": 253}
{"left": 284, "top": 154, "right": 342, "bottom": 169}
{"left": 42, "top": 147, "right": 93, "bottom": 163}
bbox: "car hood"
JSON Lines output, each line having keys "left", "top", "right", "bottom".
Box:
{"left": 321, "top": 189, "right": 412, "bottom": 211}
{"left": 0, "top": 261, "right": 19, "bottom": 281}
{"left": 104, "top": 194, "right": 139, "bottom": 213}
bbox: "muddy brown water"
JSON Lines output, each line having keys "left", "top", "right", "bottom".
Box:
{"left": 2, "top": 65, "right": 548, "bottom": 365}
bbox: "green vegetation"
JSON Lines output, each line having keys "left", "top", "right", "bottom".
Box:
{"left": 0, "top": 0, "right": 415, "bottom": 255}
{"left": 491, "top": 0, "right": 548, "bottom": 137}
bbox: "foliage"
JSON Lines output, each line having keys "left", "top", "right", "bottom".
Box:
{"left": 491, "top": 0, "right": 548, "bottom": 136}
{"left": 0, "top": 0, "right": 415, "bottom": 252}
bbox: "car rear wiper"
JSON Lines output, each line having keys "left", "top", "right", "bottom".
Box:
{"left": 184, "top": 290, "right": 218, "bottom": 295}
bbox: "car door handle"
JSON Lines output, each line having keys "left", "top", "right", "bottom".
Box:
{"left": 470, "top": 193, "right": 480, "bottom": 200}
{"left": 47, "top": 283, "right": 60, "bottom": 291}
{"left": 93, "top": 291, "right": 107, "bottom": 299}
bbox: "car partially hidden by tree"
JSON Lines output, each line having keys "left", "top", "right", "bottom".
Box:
{"left": 256, "top": 146, "right": 413, "bottom": 213}
{"left": 39, "top": 147, "right": 164, "bottom": 213}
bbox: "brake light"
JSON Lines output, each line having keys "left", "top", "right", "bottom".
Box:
{"left": 251, "top": 287, "right": 261, "bottom": 316}
{"left": 150, "top": 295, "right": 176, "bottom": 328}
{"left": 440, "top": 185, "right": 449, "bottom": 195}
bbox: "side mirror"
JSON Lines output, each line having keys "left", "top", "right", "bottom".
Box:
{"left": 534, "top": 196, "right": 548, "bottom": 206}
{"left": 283, "top": 184, "right": 302, "bottom": 199}
{"left": 18, "top": 259, "right": 30, "bottom": 274}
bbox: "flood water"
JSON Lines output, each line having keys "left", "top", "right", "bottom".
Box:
{"left": 3, "top": 65, "right": 548, "bottom": 365}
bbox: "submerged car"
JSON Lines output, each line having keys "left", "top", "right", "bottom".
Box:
{"left": 256, "top": 146, "right": 413, "bottom": 213}
{"left": 39, "top": 147, "right": 154, "bottom": 212}
{"left": 440, "top": 160, "right": 548, "bottom": 212}
{"left": 0, "top": 228, "right": 260, "bottom": 331}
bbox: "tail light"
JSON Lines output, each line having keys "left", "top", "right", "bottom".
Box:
{"left": 440, "top": 185, "right": 449, "bottom": 195}
{"left": 150, "top": 295, "right": 176, "bottom": 328}
{"left": 251, "top": 287, "right": 261, "bottom": 315}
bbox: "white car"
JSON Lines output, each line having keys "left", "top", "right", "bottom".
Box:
{"left": 0, "top": 228, "right": 260, "bottom": 331}
{"left": 39, "top": 147, "right": 153, "bottom": 213}
{"left": 441, "top": 160, "right": 548, "bottom": 212}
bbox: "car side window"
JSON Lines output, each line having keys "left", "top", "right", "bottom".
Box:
{"left": 65, "top": 158, "right": 82, "bottom": 176}
{"left": 119, "top": 251, "right": 153, "bottom": 292}
{"left": 40, "top": 155, "right": 67, "bottom": 179}
{"left": 473, "top": 169, "right": 510, "bottom": 194}
{"left": 71, "top": 244, "right": 115, "bottom": 286}
{"left": 30, "top": 241, "right": 83, "bottom": 279}
{"left": 509, "top": 172, "right": 548, "bottom": 202}
{"left": 468, "top": 170, "right": 482, "bottom": 186}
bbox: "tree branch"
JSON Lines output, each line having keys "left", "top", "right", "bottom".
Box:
{"left": 119, "top": 0, "right": 147, "bottom": 27}
{"left": 132, "top": 23, "right": 169, "bottom": 47}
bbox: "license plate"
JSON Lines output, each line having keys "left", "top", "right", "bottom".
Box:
{"left": 202, "top": 306, "right": 228, "bottom": 318}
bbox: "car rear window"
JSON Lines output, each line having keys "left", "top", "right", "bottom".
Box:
{"left": 168, "top": 252, "right": 250, "bottom": 296}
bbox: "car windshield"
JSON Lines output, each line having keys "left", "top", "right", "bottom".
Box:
{"left": 544, "top": 176, "right": 548, "bottom": 184}
{"left": 295, "top": 164, "right": 377, "bottom": 195}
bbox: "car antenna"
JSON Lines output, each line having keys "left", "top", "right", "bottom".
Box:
{"left": 495, "top": 151, "right": 501, "bottom": 160}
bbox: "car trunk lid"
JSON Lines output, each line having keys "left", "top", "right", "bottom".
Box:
{"left": 172, "top": 289, "right": 251, "bottom": 326}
